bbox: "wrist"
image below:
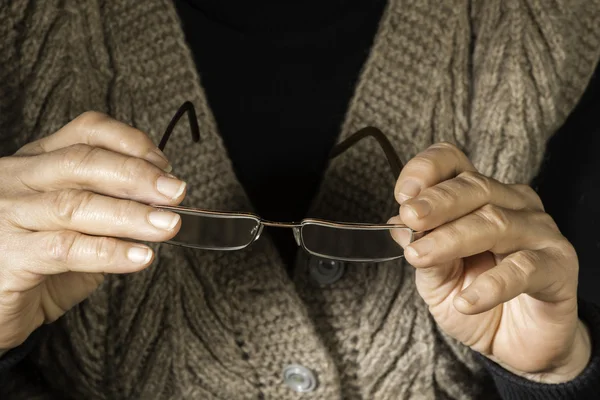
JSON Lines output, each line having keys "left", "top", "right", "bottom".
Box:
{"left": 550, "top": 320, "right": 592, "bottom": 382}
{"left": 511, "top": 320, "right": 592, "bottom": 384}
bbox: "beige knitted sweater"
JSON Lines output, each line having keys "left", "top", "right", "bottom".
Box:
{"left": 1, "top": 1, "right": 600, "bottom": 399}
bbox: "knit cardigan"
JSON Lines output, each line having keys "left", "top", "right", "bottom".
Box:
{"left": 1, "top": 1, "right": 600, "bottom": 399}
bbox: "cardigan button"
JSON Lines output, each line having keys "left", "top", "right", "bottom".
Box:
{"left": 308, "top": 258, "right": 345, "bottom": 285}
{"left": 283, "top": 364, "right": 318, "bottom": 393}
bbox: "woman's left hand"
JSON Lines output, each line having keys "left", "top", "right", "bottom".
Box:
{"left": 390, "top": 143, "right": 591, "bottom": 383}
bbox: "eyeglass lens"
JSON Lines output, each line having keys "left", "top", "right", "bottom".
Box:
{"left": 300, "top": 223, "right": 410, "bottom": 261}
{"left": 169, "top": 211, "right": 261, "bottom": 250}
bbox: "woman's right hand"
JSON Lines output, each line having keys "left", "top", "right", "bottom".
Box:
{"left": 0, "top": 112, "right": 186, "bottom": 353}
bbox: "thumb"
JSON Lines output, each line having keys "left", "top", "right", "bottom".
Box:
{"left": 42, "top": 272, "right": 105, "bottom": 322}
{"left": 389, "top": 215, "right": 464, "bottom": 306}
{"left": 415, "top": 252, "right": 495, "bottom": 308}
{"left": 414, "top": 259, "right": 464, "bottom": 306}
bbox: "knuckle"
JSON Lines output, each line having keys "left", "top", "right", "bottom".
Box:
{"left": 435, "top": 223, "right": 462, "bottom": 245}
{"left": 475, "top": 204, "right": 510, "bottom": 232}
{"left": 56, "top": 143, "right": 97, "bottom": 172}
{"left": 112, "top": 199, "right": 137, "bottom": 227}
{"left": 512, "top": 184, "right": 545, "bottom": 210}
{"left": 93, "top": 236, "right": 120, "bottom": 264}
{"left": 425, "top": 182, "right": 458, "bottom": 203}
{"left": 532, "top": 211, "right": 559, "bottom": 232}
{"left": 50, "top": 189, "right": 94, "bottom": 224}
{"left": 73, "top": 112, "right": 152, "bottom": 157}
{"left": 542, "top": 242, "right": 579, "bottom": 284}
{"left": 508, "top": 251, "right": 539, "bottom": 281}
{"left": 458, "top": 171, "right": 492, "bottom": 196}
{"left": 553, "top": 239, "right": 578, "bottom": 262}
{"left": 512, "top": 183, "right": 536, "bottom": 197}
{"left": 73, "top": 111, "right": 110, "bottom": 130}
{"left": 116, "top": 129, "right": 150, "bottom": 156}
{"left": 116, "top": 156, "right": 153, "bottom": 184}
{"left": 46, "top": 231, "right": 79, "bottom": 264}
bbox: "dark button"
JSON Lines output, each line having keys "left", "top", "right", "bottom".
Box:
{"left": 309, "top": 258, "right": 345, "bottom": 285}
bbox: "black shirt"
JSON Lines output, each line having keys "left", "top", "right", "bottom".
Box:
{"left": 533, "top": 70, "right": 600, "bottom": 306}
{"left": 173, "top": 0, "right": 387, "bottom": 266}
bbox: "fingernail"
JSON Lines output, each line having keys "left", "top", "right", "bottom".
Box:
{"left": 157, "top": 176, "right": 186, "bottom": 200}
{"left": 392, "top": 228, "right": 412, "bottom": 248}
{"left": 404, "top": 199, "right": 431, "bottom": 219}
{"left": 398, "top": 180, "right": 421, "bottom": 203}
{"left": 406, "top": 238, "right": 434, "bottom": 257}
{"left": 404, "top": 246, "right": 418, "bottom": 258}
{"left": 459, "top": 290, "right": 479, "bottom": 305}
{"left": 127, "top": 246, "right": 153, "bottom": 264}
{"left": 148, "top": 210, "right": 180, "bottom": 231}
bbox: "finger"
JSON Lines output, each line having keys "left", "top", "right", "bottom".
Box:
{"left": 403, "top": 205, "right": 563, "bottom": 269}
{"left": 395, "top": 142, "right": 476, "bottom": 204}
{"left": 15, "top": 111, "right": 171, "bottom": 172}
{"left": 8, "top": 145, "right": 186, "bottom": 204}
{"left": 42, "top": 272, "right": 106, "bottom": 322}
{"left": 400, "top": 171, "right": 544, "bottom": 232}
{"left": 414, "top": 258, "right": 466, "bottom": 307}
{"left": 453, "top": 247, "right": 576, "bottom": 315}
{"left": 14, "top": 230, "right": 156, "bottom": 275}
{"left": 3, "top": 190, "right": 181, "bottom": 241}
{"left": 392, "top": 217, "right": 467, "bottom": 305}
{"left": 387, "top": 215, "right": 413, "bottom": 248}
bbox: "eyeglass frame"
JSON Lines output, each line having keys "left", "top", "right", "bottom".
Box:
{"left": 154, "top": 101, "right": 415, "bottom": 262}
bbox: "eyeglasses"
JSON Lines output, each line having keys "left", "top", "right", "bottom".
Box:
{"left": 154, "top": 101, "right": 414, "bottom": 263}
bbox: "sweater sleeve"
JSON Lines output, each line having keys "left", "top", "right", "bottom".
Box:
{"left": 481, "top": 300, "right": 600, "bottom": 400}
{"left": 0, "top": 325, "right": 46, "bottom": 377}
{"left": 0, "top": 295, "right": 111, "bottom": 399}
{"left": 0, "top": 327, "right": 59, "bottom": 400}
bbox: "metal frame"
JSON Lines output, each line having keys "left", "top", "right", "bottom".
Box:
{"left": 155, "top": 102, "right": 415, "bottom": 262}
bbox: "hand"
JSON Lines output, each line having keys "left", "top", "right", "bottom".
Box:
{"left": 390, "top": 143, "right": 591, "bottom": 383}
{"left": 0, "top": 112, "right": 185, "bottom": 352}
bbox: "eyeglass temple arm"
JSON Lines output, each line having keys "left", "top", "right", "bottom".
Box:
{"left": 329, "top": 126, "right": 404, "bottom": 178}
{"left": 158, "top": 101, "right": 201, "bottom": 151}
{"left": 158, "top": 104, "right": 403, "bottom": 178}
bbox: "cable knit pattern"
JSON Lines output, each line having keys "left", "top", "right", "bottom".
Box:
{"left": 1, "top": 1, "right": 599, "bottom": 399}
{"left": 469, "top": 0, "right": 600, "bottom": 184}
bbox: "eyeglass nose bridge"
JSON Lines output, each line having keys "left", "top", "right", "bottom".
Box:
{"left": 292, "top": 227, "right": 301, "bottom": 246}
{"left": 258, "top": 221, "right": 303, "bottom": 247}
{"left": 253, "top": 224, "right": 264, "bottom": 242}
{"left": 253, "top": 224, "right": 302, "bottom": 246}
